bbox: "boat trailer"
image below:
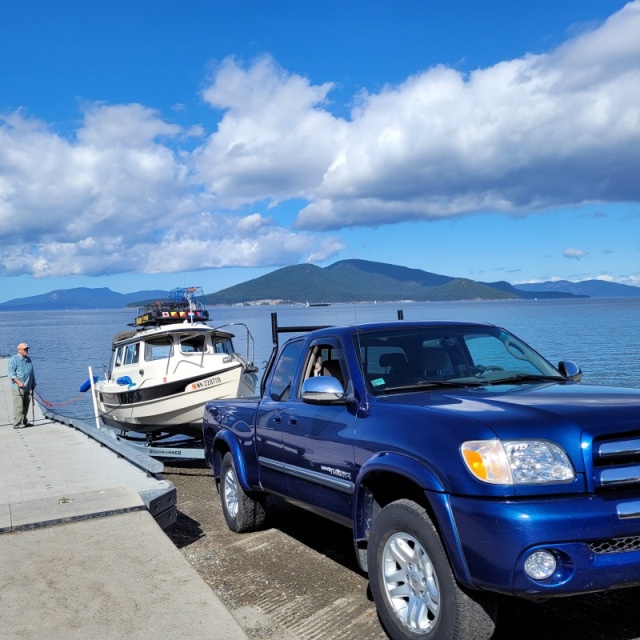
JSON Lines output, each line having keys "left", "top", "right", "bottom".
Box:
{"left": 104, "top": 428, "right": 206, "bottom": 460}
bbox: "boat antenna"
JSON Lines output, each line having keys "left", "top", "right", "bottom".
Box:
{"left": 188, "top": 289, "right": 194, "bottom": 323}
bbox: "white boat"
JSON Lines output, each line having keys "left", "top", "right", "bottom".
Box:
{"left": 93, "top": 287, "right": 258, "bottom": 438}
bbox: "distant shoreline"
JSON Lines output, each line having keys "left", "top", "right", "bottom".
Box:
{"left": 5, "top": 296, "right": 640, "bottom": 313}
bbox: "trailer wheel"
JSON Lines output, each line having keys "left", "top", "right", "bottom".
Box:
{"left": 220, "top": 453, "right": 266, "bottom": 533}
{"left": 368, "top": 499, "right": 496, "bottom": 640}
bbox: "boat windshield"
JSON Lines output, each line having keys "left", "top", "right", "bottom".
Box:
{"left": 145, "top": 336, "right": 173, "bottom": 361}
{"left": 212, "top": 336, "right": 234, "bottom": 355}
{"left": 179, "top": 334, "right": 207, "bottom": 354}
{"left": 111, "top": 342, "right": 139, "bottom": 372}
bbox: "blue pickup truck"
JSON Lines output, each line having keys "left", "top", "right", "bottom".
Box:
{"left": 203, "top": 313, "right": 640, "bottom": 640}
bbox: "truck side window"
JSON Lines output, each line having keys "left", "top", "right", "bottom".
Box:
{"left": 302, "top": 342, "right": 347, "bottom": 389}
{"left": 269, "top": 340, "right": 304, "bottom": 401}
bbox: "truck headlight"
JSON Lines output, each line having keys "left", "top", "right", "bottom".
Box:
{"left": 461, "top": 439, "right": 575, "bottom": 485}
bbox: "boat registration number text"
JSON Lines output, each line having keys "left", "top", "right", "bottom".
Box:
{"left": 190, "top": 376, "right": 222, "bottom": 391}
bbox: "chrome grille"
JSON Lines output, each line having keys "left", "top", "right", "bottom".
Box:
{"left": 592, "top": 434, "right": 640, "bottom": 490}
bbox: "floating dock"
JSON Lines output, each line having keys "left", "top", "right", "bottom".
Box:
{"left": 0, "top": 357, "right": 248, "bottom": 639}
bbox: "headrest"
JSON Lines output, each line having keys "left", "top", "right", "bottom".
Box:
{"left": 420, "top": 347, "right": 448, "bottom": 372}
{"left": 322, "top": 360, "right": 342, "bottom": 378}
{"left": 379, "top": 352, "right": 408, "bottom": 369}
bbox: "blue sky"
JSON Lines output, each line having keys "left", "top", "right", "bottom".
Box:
{"left": 1, "top": 0, "right": 639, "bottom": 302}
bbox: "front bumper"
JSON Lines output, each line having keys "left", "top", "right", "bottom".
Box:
{"left": 447, "top": 492, "right": 640, "bottom": 596}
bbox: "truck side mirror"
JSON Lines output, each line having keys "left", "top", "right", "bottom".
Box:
{"left": 301, "top": 376, "right": 348, "bottom": 404}
{"left": 558, "top": 360, "right": 582, "bottom": 382}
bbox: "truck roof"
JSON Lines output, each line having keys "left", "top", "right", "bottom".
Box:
{"left": 299, "top": 319, "right": 498, "bottom": 338}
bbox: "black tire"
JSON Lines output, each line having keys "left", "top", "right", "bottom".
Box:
{"left": 219, "top": 452, "right": 267, "bottom": 533}
{"left": 368, "top": 499, "right": 496, "bottom": 640}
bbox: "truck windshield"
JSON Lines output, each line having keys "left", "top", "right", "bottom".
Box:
{"left": 355, "top": 325, "right": 561, "bottom": 395}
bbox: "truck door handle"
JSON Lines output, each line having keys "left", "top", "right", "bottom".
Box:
{"left": 288, "top": 415, "right": 298, "bottom": 426}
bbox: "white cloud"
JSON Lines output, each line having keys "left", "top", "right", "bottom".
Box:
{"left": 1, "top": 2, "right": 639, "bottom": 280}
{"left": 193, "top": 56, "right": 349, "bottom": 207}
{"left": 564, "top": 248, "right": 589, "bottom": 260}
{"left": 0, "top": 105, "right": 189, "bottom": 244}
{"left": 295, "top": 1, "right": 640, "bottom": 229}
{"left": 0, "top": 103, "right": 344, "bottom": 278}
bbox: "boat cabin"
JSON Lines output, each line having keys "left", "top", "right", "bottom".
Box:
{"left": 107, "top": 327, "right": 237, "bottom": 382}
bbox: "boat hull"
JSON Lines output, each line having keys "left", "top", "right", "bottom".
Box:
{"left": 96, "top": 365, "right": 257, "bottom": 437}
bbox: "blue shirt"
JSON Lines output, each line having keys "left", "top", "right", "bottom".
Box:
{"left": 8, "top": 354, "right": 36, "bottom": 391}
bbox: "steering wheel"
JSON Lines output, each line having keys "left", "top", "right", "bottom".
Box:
{"left": 474, "top": 365, "right": 504, "bottom": 376}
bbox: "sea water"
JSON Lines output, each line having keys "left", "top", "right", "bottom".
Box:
{"left": 1, "top": 297, "right": 638, "bottom": 423}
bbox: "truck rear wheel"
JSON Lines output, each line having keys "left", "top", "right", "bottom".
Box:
{"left": 368, "top": 499, "right": 496, "bottom": 640}
{"left": 220, "top": 453, "right": 266, "bottom": 533}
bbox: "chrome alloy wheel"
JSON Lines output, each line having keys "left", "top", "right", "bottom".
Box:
{"left": 223, "top": 466, "right": 239, "bottom": 519}
{"left": 381, "top": 531, "right": 440, "bottom": 632}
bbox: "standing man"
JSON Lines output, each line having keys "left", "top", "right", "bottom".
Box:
{"left": 8, "top": 342, "right": 36, "bottom": 429}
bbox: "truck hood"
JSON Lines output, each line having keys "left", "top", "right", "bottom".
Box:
{"left": 381, "top": 381, "right": 640, "bottom": 437}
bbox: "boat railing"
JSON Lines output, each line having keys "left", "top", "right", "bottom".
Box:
{"left": 213, "top": 322, "right": 255, "bottom": 367}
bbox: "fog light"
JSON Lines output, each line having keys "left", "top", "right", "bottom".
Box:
{"left": 524, "top": 550, "right": 557, "bottom": 580}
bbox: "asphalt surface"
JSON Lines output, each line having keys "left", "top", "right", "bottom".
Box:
{"left": 163, "top": 460, "right": 640, "bottom": 640}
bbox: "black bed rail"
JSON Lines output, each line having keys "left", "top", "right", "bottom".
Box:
{"left": 270, "top": 312, "right": 331, "bottom": 346}
{"left": 269, "top": 308, "right": 405, "bottom": 346}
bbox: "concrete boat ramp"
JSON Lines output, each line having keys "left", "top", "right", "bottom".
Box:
{"left": 0, "top": 357, "right": 248, "bottom": 640}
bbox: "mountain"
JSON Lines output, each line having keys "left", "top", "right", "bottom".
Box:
{"left": 481, "top": 280, "right": 589, "bottom": 300}
{"left": 206, "top": 260, "right": 638, "bottom": 305}
{"left": 0, "top": 287, "right": 169, "bottom": 311}
{"left": 2, "top": 262, "right": 636, "bottom": 311}
{"left": 327, "top": 259, "right": 452, "bottom": 287}
{"left": 515, "top": 279, "right": 640, "bottom": 298}
{"left": 206, "top": 260, "right": 523, "bottom": 305}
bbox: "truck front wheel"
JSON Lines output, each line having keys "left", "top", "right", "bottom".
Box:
{"left": 368, "top": 499, "right": 496, "bottom": 640}
{"left": 220, "top": 453, "right": 267, "bottom": 533}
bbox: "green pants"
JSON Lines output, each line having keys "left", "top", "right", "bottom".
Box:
{"left": 12, "top": 388, "right": 32, "bottom": 427}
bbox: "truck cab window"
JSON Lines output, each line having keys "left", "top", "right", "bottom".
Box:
{"left": 269, "top": 340, "right": 304, "bottom": 401}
